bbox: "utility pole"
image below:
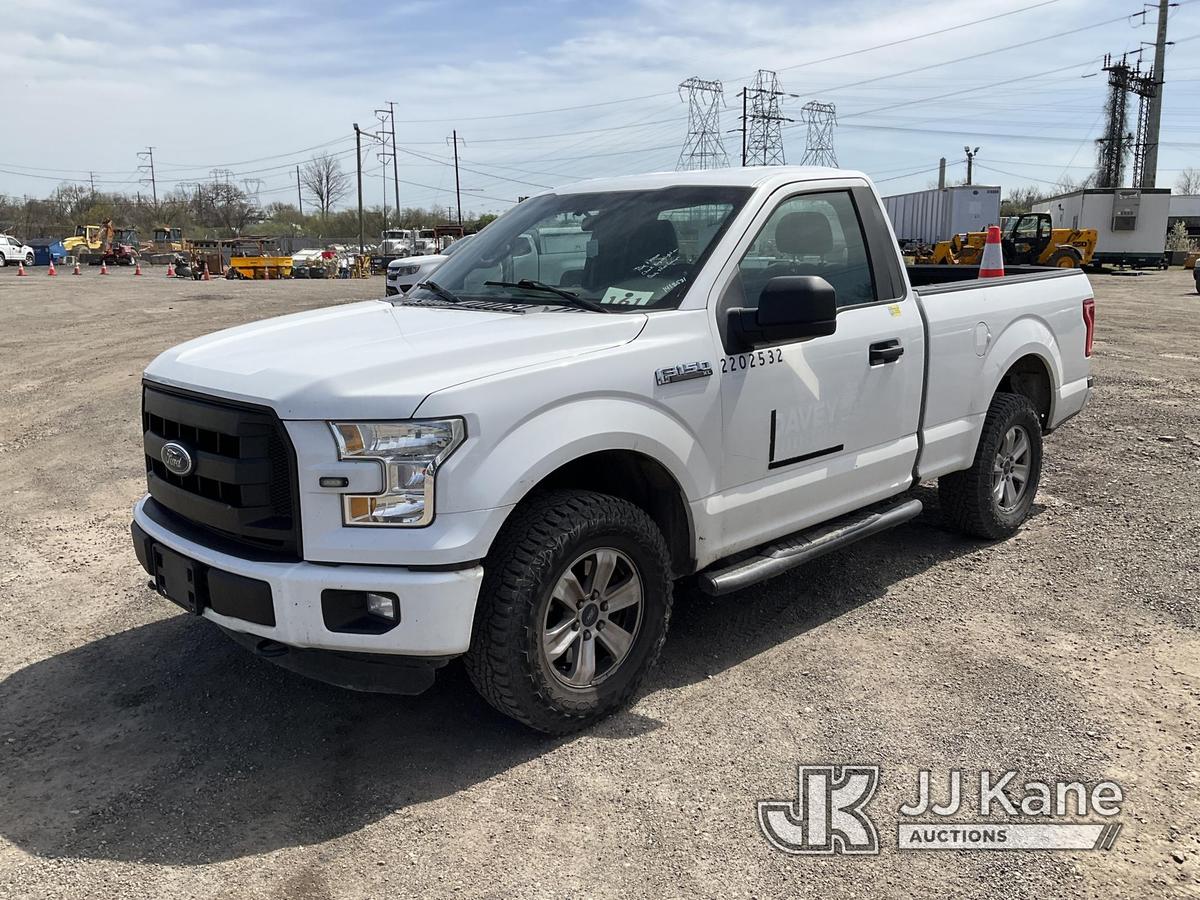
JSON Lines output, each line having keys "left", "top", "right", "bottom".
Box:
{"left": 1140, "top": 0, "right": 1172, "bottom": 188}
{"left": 741, "top": 89, "right": 748, "bottom": 166}
{"left": 137, "top": 147, "right": 157, "bottom": 206}
{"left": 964, "top": 146, "right": 980, "bottom": 184}
{"left": 447, "top": 130, "right": 464, "bottom": 225}
{"left": 88, "top": 171, "right": 96, "bottom": 197}
{"left": 353, "top": 123, "right": 365, "bottom": 254}
{"left": 938, "top": 157, "right": 947, "bottom": 189}
{"left": 375, "top": 105, "right": 396, "bottom": 230}
{"left": 296, "top": 164, "right": 303, "bottom": 216}
{"left": 380, "top": 100, "right": 400, "bottom": 214}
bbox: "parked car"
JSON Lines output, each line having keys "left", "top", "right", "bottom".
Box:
{"left": 0, "top": 234, "right": 35, "bottom": 267}
{"left": 131, "top": 168, "right": 1094, "bottom": 733}
{"left": 385, "top": 254, "right": 446, "bottom": 294}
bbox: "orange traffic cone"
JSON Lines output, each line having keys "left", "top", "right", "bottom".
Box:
{"left": 99, "top": 260, "right": 109, "bottom": 275}
{"left": 73, "top": 261, "right": 81, "bottom": 275}
{"left": 134, "top": 259, "right": 143, "bottom": 276}
{"left": 202, "top": 266, "right": 211, "bottom": 281}
{"left": 979, "top": 225, "right": 1005, "bottom": 278}
{"left": 17, "top": 261, "right": 27, "bottom": 276}
{"left": 166, "top": 261, "right": 175, "bottom": 277}
{"left": 47, "top": 258, "right": 57, "bottom": 276}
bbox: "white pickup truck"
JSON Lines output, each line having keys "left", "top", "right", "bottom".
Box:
{"left": 131, "top": 167, "right": 1094, "bottom": 733}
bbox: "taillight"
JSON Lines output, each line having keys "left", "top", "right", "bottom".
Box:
{"left": 1082, "top": 298, "right": 1095, "bottom": 357}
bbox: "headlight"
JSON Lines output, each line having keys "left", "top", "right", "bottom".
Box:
{"left": 330, "top": 419, "right": 465, "bottom": 526}
{"left": 390, "top": 264, "right": 420, "bottom": 276}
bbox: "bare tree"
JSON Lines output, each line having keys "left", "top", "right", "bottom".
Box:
{"left": 1000, "top": 185, "right": 1046, "bottom": 217}
{"left": 301, "top": 155, "right": 350, "bottom": 218}
{"left": 1175, "top": 167, "right": 1200, "bottom": 195}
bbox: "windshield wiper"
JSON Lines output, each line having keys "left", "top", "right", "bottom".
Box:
{"left": 417, "top": 280, "right": 463, "bottom": 304}
{"left": 484, "top": 279, "right": 611, "bottom": 314}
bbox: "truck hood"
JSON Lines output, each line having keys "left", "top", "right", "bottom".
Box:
{"left": 144, "top": 299, "right": 646, "bottom": 419}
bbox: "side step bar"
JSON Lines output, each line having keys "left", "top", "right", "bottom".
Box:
{"left": 698, "top": 498, "right": 924, "bottom": 596}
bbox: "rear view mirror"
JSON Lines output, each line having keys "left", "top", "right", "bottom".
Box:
{"left": 728, "top": 275, "right": 838, "bottom": 348}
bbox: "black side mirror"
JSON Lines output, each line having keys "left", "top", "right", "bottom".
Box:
{"left": 729, "top": 275, "right": 838, "bottom": 348}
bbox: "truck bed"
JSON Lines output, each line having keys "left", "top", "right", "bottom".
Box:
{"left": 906, "top": 264, "right": 1077, "bottom": 290}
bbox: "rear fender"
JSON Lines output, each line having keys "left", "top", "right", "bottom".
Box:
{"left": 973, "top": 315, "right": 1062, "bottom": 421}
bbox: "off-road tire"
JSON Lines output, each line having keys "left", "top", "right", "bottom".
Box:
{"left": 939, "top": 392, "right": 1043, "bottom": 540}
{"left": 1047, "top": 249, "right": 1081, "bottom": 269}
{"left": 464, "top": 489, "right": 673, "bottom": 734}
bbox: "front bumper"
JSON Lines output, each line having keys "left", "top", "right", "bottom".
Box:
{"left": 131, "top": 495, "right": 483, "bottom": 658}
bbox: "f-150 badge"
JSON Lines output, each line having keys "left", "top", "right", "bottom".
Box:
{"left": 655, "top": 362, "right": 713, "bottom": 386}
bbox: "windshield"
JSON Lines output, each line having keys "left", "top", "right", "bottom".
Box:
{"left": 403, "top": 185, "right": 751, "bottom": 312}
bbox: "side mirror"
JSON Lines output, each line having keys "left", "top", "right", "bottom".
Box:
{"left": 729, "top": 275, "right": 838, "bottom": 348}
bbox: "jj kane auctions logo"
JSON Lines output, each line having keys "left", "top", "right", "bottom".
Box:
{"left": 759, "top": 766, "right": 1124, "bottom": 854}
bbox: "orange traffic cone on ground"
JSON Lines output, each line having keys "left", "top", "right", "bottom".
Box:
{"left": 47, "top": 258, "right": 57, "bottom": 276}
{"left": 979, "top": 225, "right": 1005, "bottom": 278}
{"left": 134, "top": 259, "right": 143, "bottom": 276}
{"left": 17, "top": 261, "right": 27, "bottom": 276}
{"left": 202, "top": 266, "right": 211, "bottom": 281}
{"left": 73, "top": 261, "right": 81, "bottom": 275}
{"left": 166, "top": 261, "right": 175, "bottom": 277}
{"left": 99, "top": 260, "right": 109, "bottom": 275}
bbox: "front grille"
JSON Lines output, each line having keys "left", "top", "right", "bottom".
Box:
{"left": 142, "top": 384, "right": 301, "bottom": 559}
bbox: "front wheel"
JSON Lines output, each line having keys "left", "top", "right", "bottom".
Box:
{"left": 939, "top": 392, "right": 1043, "bottom": 540}
{"left": 24, "top": 252, "right": 34, "bottom": 267}
{"left": 465, "top": 490, "right": 673, "bottom": 734}
{"left": 1047, "top": 249, "right": 1081, "bottom": 269}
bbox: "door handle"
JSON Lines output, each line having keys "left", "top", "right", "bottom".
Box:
{"left": 869, "top": 340, "right": 904, "bottom": 366}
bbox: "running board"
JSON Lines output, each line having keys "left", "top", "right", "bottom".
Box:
{"left": 698, "top": 498, "right": 924, "bottom": 596}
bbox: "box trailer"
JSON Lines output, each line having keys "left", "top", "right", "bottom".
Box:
{"left": 882, "top": 185, "right": 1001, "bottom": 247}
{"left": 1033, "top": 188, "right": 1169, "bottom": 268}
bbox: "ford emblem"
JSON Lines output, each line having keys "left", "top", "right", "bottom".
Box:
{"left": 161, "top": 441, "right": 194, "bottom": 477}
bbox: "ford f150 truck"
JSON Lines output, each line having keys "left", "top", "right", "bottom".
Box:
{"left": 131, "top": 167, "right": 1094, "bottom": 733}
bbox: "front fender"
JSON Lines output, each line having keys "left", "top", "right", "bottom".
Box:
{"left": 437, "top": 395, "right": 713, "bottom": 515}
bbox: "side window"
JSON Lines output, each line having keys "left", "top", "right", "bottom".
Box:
{"left": 736, "top": 191, "right": 876, "bottom": 309}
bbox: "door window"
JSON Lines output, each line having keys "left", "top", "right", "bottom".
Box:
{"left": 736, "top": 191, "right": 876, "bottom": 310}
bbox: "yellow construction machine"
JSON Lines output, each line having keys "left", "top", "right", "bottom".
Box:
{"left": 916, "top": 213, "right": 1097, "bottom": 269}
{"left": 62, "top": 220, "right": 140, "bottom": 266}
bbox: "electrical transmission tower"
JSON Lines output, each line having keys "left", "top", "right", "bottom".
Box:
{"left": 800, "top": 101, "right": 838, "bottom": 167}
{"left": 741, "top": 70, "right": 792, "bottom": 166}
{"left": 677, "top": 77, "right": 728, "bottom": 170}
{"left": 137, "top": 147, "right": 157, "bottom": 206}
{"left": 1095, "top": 53, "right": 1157, "bottom": 189}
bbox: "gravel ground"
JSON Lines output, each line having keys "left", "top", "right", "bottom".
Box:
{"left": 0, "top": 266, "right": 1197, "bottom": 899}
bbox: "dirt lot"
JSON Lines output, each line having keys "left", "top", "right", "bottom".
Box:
{"left": 0, "top": 266, "right": 1197, "bottom": 899}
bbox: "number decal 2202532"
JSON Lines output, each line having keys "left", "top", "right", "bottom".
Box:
{"left": 721, "top": 348, "right": 784, "bottom": 374}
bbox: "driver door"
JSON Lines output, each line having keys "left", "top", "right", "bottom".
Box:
{"left": 715, "top": 186, "right": 924, "bottom": 556}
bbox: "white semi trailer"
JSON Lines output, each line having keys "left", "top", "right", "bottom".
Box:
{"left": 882, "top": 185, "right": 1001, "bottom": 247}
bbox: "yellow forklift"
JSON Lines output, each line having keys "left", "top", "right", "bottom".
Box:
{"left": 917, "top": 213, "right": 1097, "bottom": 269}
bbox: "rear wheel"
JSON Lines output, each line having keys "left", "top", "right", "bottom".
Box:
{"left": 939, "top": 392, "right": 1043, "bottom": 540}
{"left": 465, "top": 490, "right": 673, "bottom": 734}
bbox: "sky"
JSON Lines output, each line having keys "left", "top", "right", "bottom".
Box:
{"left": 3, "top": 0, "right": 1199, "bottom": 218}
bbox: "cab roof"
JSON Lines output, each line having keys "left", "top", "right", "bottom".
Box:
{"left": 550, "top": 166, "right": 869, "bottom": 196}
